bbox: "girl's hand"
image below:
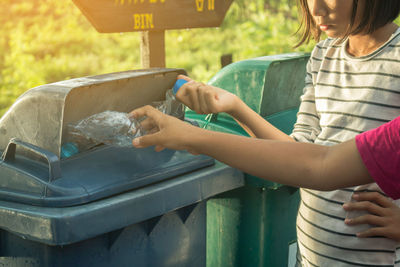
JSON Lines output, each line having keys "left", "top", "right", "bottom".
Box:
{"left": 343, "top": 192, "right": 400, "bottom": 242}
{"left": 129, "top": 105, "right": 201, "bottom": 154}
{"left": 176, "top": 74, "right": 239, "bottom": 115}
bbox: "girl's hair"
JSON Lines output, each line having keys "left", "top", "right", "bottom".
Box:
{"left": 295, "top": 0, "right": 400, "bottom": 47}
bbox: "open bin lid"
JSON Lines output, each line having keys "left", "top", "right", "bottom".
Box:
{"left": 0, "top": 68, "right": 186, "bottom": 157}
{"left": 0, "top": 68, "right": 215, "bottom": 207}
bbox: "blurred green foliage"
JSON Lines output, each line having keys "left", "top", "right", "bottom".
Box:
{"left": 0, "top": 0, "right": 313, "bottom": 116}
{"left": 0, "top": 0, "right": 398, "bottom": 116}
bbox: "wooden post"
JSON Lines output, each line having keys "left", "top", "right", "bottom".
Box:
{"left": 141, "top": 30, "right": 165, "bottom": 68}
{"left": 220, "top": 53, "right": 233, "bottom": 68}
{"left": 73, "top": 0, "right": 233, "bottom": 69}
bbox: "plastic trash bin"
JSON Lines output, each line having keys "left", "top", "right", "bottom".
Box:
{"left": 185, "top": 53, "right": 310, "bottom": 266}
{"left": 0, "top": 69, "right": 244, "bottom": 267}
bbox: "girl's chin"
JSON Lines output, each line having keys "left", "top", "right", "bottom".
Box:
{"left": 322, "top": 27, "right": 347, "bottom": 39}
{"left": 325, "top": 31, "right": 344, "bottom": 39}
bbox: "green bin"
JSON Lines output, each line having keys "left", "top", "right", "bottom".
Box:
{"left": 186, "top": 52, "right": 310, "bottom": 266}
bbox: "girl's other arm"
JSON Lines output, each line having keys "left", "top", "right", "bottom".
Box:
{"left": 131, "top": 106, "right": 373, "bottom": 190}
{"left": 193, "top": 129, "right": 372, "bottom": 190}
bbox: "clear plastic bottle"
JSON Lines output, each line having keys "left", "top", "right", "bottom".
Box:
{"left": 61, "top": 87, "right": 185, "bottom": 158}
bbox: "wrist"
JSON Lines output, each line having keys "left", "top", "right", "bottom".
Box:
{"left": 182, "top": 127, "right": 212, "bottom": 154}
{"left": 227, "top": 96, "right": 247, "bottom": 119}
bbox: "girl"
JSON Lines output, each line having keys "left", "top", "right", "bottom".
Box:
{"left": 132, "top": 0, "right": 400, "bottom": 265}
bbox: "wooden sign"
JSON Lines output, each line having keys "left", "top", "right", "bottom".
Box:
{"left": 72, "top": 0, "right": 233, "bottom": 33}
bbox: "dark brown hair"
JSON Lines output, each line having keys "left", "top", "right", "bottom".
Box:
{"left": 295, "top": 0, "right": 400, "bottom": 47}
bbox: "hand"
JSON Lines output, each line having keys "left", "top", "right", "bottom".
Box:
{"left": 129, "top": 105, "right": 202, "bottom": 154}
{"left": 343, "top": 192, "right": 400, "bottom": 242}
{"left": 176, "top": 75, "right": 239, "bottom": 115}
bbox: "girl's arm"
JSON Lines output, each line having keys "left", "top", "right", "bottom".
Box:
{"left": 229, "top": 98, "right": 294, "bottom": 141}
{"left": 194, "top": 129, "right": 372, "bottom": 190}
{"left": 176, "top": 75, "right": 293, "bottom": 141}
{"left": 130, "top": 106, "right": 373, "bottom": 190}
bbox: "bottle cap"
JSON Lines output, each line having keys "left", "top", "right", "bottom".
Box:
{"left": 173, "top": 79, "right": 188, "bottom": 95}
{"left": 61, "top": 142, "right": 79, "bottom": 159}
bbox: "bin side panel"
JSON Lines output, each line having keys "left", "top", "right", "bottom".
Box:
{"left": 0, "top": 202, "right": 206, "bottom": 267}
{"left": 262, "top": 186, "right": 300, "bottom": 267}
{"left": 207, "top": 194, "right": 241, "bottom": 266}
{"left": 206, "top": 185, "right": 300, "bottom": 267}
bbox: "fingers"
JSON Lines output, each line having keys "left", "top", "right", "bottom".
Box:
{"left": 129, "top": 105, "right": 163, "bottom": 123}
{"left": 351, "top": 224, "right": 400, "bottom": 241}
{"left": 177, "top": 74, "right": 192, "bottom": 82}
{"left": 176, "top": 80, "right": 217, "bottom": 114}
{"left": 139, "top": 119, "right": 156, "bottom": 132}
{"left": 351, "top": 192, "right": 395, "bottom": 208}
{"left": 129, "top": 106, "right": 160, "bottom": 134}
{"left": 344, "top": 214, "right": 385, "bottom": 227}
{"left": 132, "top": 132, "right": 162, "bottom": 148}
{"left": 342, "top": 192, "right": 400, "bottom": 242}
{"left": 130, "top": 105, "right": 166, "bottom": 148}
{"left": 130, "top": 104, "right": 194, "bottom": 152}
{"left": 187, "top": 81, "right": 202, "bottom": 112}
{"left": 354, "top": 227, "right": 388, "bottom": 238}
{"left": 346, "top": 223, "right": 400, "bottom": 241}
{"left": 154, "top": 145, "right": 165, "bottom": 152}
{"left": 343, "top": 200, "right": 386, "bottom": 216}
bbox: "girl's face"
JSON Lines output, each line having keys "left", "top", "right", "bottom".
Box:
{"left": 306, "top": 0, "right": 361, "bottom": 38}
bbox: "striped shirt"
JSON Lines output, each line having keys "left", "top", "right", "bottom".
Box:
{"left": 291, "top": 27, "right": 400, "bottom": 266}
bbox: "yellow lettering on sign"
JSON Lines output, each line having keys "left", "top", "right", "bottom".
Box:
{"left": 115, "top": 0, "right": 164, "bottom": 4}
{"left": 208, "top": 0, "right": 214, "bottom": 10}
{"left": 195, "top": 0, "right": 214, "bottom": 11}
{"left": 196, "top": 0, "right": 204, "bottom": 11}
{"left": 133, "top": 13, "right": 154, "bottom": 30}
{"left": 134, "top": 14, "right": 141, "bottom": 28}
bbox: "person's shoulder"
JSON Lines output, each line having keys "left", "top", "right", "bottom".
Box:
{"left": 389, "top": 28, "right": 400, "bottom": 47}
{"left": 309, "top": 38, "right": 337, "bottom": 61}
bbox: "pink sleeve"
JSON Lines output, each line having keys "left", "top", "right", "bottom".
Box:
{"left": 355, "top": 116, "right": 400, "bottom": 200}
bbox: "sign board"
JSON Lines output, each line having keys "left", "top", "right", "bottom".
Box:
{"left": 72, "top": 0, "right": 233, "bottom": 33}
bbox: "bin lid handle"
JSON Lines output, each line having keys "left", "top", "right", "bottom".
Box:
{"left": 2, "top": 138, "right": 61, "bottom": 182}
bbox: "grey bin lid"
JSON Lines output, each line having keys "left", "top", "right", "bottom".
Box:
{"left": 0, "top": 68, "right": 187, "bottom": 157}
{"left": 0, "top": 140, "right": 214, "bottom": 207}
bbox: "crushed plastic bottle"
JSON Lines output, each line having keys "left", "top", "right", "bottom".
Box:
{"left": 62, "top": 88, "right": 185, "bottom": 157}
{"left": 66, "top": 111, "right": 143, "bottom": 150}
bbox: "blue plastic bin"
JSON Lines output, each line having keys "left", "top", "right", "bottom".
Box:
{"left": 0, "top": 69, "right": 244, "bottom": 267}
